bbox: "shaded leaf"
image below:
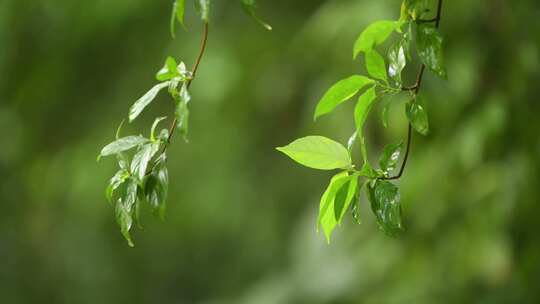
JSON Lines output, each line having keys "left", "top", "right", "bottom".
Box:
{"left": 353, "top": 20, "right": 399, "bottom": 58}
{"left": 106, "top": 169, "right": 130, "bottom": 203}
{"left": 276, "top": 136, "right": 351, "bottom": 170}
{"left": 130, "top": 143, "right": 160, "bottom": 181}
{"left": 241, "top": 0, "right": 272, "bottom": 30}
{"left": 416, "top": 24, "right": 447, "bottom": 79}
{"left": 129, "top": 82, "right": 170, "bottom": 122}
{"left": 145, "top": 154, "right": 169, "bottom": 220}
{"left": 314, "top": 75, "right": 374, "bottom": 120}
{"left": 379, "top": 142, "right": 403, "bottom": 174}
{"left": 406, "top": 96, "right": 429, "bottom": 135}
{"left": 99, "top": 136, "right": 149, "bottom": 159}
{"left": 334, "top": 175, "right": 358, "bottom": 225}
{"left": 150, "top": 116, "right": 167, "bottom": 141}
{"left": 367, "top": 180, "right": 403, "bottom": 236}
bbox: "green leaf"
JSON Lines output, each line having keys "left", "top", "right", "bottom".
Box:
{"left": 150, "top": 116, "right": 167, "bottom": 141}
{"left": 115, "top": 177, "right": 138, "bottom": 247}
{"left": 334, "top": 175, "right": 358, "bottom": 225}
{"left": 353, "top": 20, "right": 399, "bottom": 58}
{"left": 145, "top": 154, "right": 169, "bottom": 220}
{"left": 156, "top": 57, "right": 180, "bottom": 81}
{"left": 130, "top": 143, "right": 160, "bottom": 181}
{"left": 277, "top": 136, "right": 352, "bottom": 170}
{"left": 170, "top": 0, "right": 186, "bottom": 38}
{"left": 354, "top": 86, "right": 377, "bottom": 132}
{"left": 367, "top": 180, "right": 403, "bottom": 236}
{"left": 350, "top": 183, "right": 364, "bottom": 224}
{"left": 129, "top": 82, "right": 170, "bottom": 122}
{"left": 241, "top": 0, "right": 272, "bottom": 31}
{"left": 404, "top": 0, "right": 430, "bottom": 20}
{"left": 365, "top": 50, "right": 387, "bottom": 82}
{"left": 314, "top": 75, "right": 374, "bottom": 120}
{"left": 416, "top": 24, "right": 447, "bottom": 79}
{"left": 406, "top": 96, "right": 429, "bottom": 135}
{"left": 105, "top": 169, "right": 130, "bottom": 204}
{"left": 174, "top": 83, "right": 191, "bottom": 141}
{"left": 99, "top": 136, "right": 149, "bottom": 159}
{"left": 195, "top": 0, "right": 210, "bottom": 22}
{"left": 380, "top": 97, "right": 392, "bottom": 128}
{"left": 388, "top": 40, "right": 406, "bottom": 84}
{"left": 317, "top": 172, "right": 350, "bottom": 243}
{"left": 379, "top": 142, "right": 403, "bottom": 174}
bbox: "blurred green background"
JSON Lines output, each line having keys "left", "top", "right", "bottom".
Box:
{"left": 1, "top": 0, "right": 540, "bottom": 303}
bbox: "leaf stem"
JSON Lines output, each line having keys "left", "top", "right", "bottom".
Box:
{"left": 382, "top": 0, "right": 443, "bottom": 180}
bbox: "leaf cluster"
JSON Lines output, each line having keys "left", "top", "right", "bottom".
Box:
{"left": 277, "top": 0, "right": 447, "bottom": 241}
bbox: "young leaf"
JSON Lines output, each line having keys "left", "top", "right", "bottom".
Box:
{"left": 156, "top": 57, "right": 180, "bottom": 81}
{"left": 241, "top": 0, "right": 272, "bottom": 31}
{"left": 150, "top": 116, "right": 167, "bottom": 141}
{"left": 115, "top": 177, "right": 138, "bottom": 247}
{"left": 130, "top": 143, "right": 161, "bottom": 181}
{"left": 145, "top": 154, "right": 169, "bottom": 219}
{"left": 195, "top": 0, "right": 210, "bottom": 22}
{"left": 334, "top": 175, "right": 358, "bottom": 225}
{"left": 354, "top": 86, "right": 377, "bottom": 132}
{"left": 129, "top": 82, "right": 170, "bottom": 122}
{"left": 170, "top": 0, "right": 186, "bottom": 38}
{"left": 106, "top": 169, "right": 130, "bottom": 203}
{"left": 353, "top": 20, "right": 399, "bottom": 58}
{"left": 365, "top": 50, "right": 388, "bottom": 82}
{"left": 99, "top": 136, "right": 149, "bottom": 159}
{"left": 276, "top": 136, "right": 352, "bottom": 170}
{"left": 416, "top": 24, "right": 447, "bottom": 79}
{"left": 317, "top": 172, "right": 351, "bottom": 243}
{"left": 388, "top": 40, "right": 406, "bottom": 84}
{"left": 379, "top": 142, "right": 403, "bottom": 174}
{"left": 406, "top": 96, "right": 429, "bottom": 135}
{"left": 367, "top": 180, "right": 403, "bottom": 236}
{"left": 314, "top": 75, "right": 374, "bottom": 120}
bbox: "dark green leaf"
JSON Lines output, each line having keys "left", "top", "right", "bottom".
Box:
{"left": 174, "top": 83, "right": 191, "bottom": 141}
{"left": 388, "top": 40, "right": 406, "bottom": 84}
{"left": 353, "top": 20, "right": 399, "bottom": 58}
{"left": 145, "top": 154, "right": 169, "bottom": 220}
{"left": 277, "top": 136, "right": 352, "bottom": 170}
{"left": 367, "top": 180, "right": 403, "bottom": 236}
{"left": 365, "top": 50, "right": 387, "bottom": 82}
{"left": 406, "top": 96, "right": 429, "bottom": 135}
{"left": 416, "top": 24, "right": 447, "bottom": 79}
{"left": 130, "top": 143, "right": 160, "bottom": 181}
{"left": 403, "top": 0, "right": 430, "bottom": 20}
{"left": 99, "top": 136, "right": 149, "bottom": 159}
{"left": 129, "top": 82, "right": 170, "bottom": 122}
{"left": 379, "top": 142, "right": 403, "bottom": 174}
{"left": 195, "top": 0, "right": 210, "bottom": 22}
{"left": 115, "top": 177, "right": 138, "bottom": 247}
{"left": 314, "top": 75, "right": 374, "bottom": 120}
{"left": 241, "top": 0, "right": 272, "bottom": 31}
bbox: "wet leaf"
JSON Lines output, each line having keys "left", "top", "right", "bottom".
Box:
{"left": 417, "top": 24, "right": 447, "bottom": 79}
{"left": 367, "top": 180, "right": 403, "bottom": 236}
{"left": 406, "top": 96, "right": 429, "bottom": 136}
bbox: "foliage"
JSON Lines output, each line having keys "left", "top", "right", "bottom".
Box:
{"left": 99, "top": 0, "right": 271, "bottom": 246}
{"left": 277, "top": 0, "right": 447, "bottom": 241}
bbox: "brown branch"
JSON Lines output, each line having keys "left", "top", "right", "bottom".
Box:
{"left": 382, "top": 0, "right": 443, "bottom": 180}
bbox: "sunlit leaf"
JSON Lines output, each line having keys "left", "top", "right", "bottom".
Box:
{"left": 365, "top": 49, "right": 388, "bottom": 82}
{"left": 353, "top": 20, "right": 399, "bottom": 58}
{"left": 354, "top": 86, "right": 377, "bottom": 132}
{"left": 129, "top": 82, "right": 170, "bottom": 122}
{"left": 314, "top": 75, "right": 374, "bottom": 120}
{"left": 150, "top": 116, "right": 167, "bottom": 141}
{"left": 99, "top": 136, "right": 149, "bottom": 159}
{"left": 388, "top": 40, "right": 406, "bottom": 84}
{"left": 277, "top": 136, "right": 352, "bottom": 170}
{"left": 156, "top": 57, "right": 180, "bottom": 81}
{"left": 317, "top": 172, "right": 350, "bottom": 243}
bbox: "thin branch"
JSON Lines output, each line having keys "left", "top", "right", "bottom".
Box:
{"left": 382, "top": 0, "right": 443, "bottom": 180}
{"left": 164, "top": 22, "right": 210, "bottom": 151}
